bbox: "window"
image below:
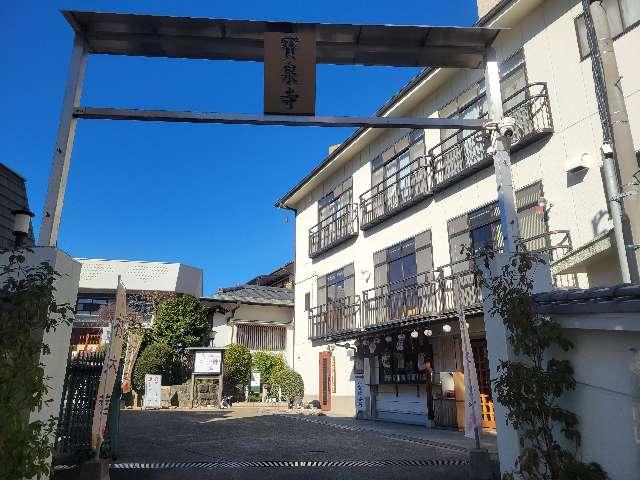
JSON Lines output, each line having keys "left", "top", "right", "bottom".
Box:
{"left": 447, "top": 182, "right": 547, "bottom": 271}
{"left": 438, "top": 50, "right": 526, "bottom": 140}
{"left": 318, "top": 179, "right": 352, "bottom": 223}
{"left": 304, "top": 292, "right": 310, "bottom": 311}
{"left": 236, "top": 324, "right": 286, "bottom": 351}
{"left": 75, "top": 297, "right": 111, "bottom": 316}
{"left": 371, "top": 130, "right": 424, "bottom": 195}
{"left": 576, "top": 0, "right": 640, "bottom": 59}
{"left": 387, "top": 239, "right": 417, "bottom": 290}
{"left": 373, "top": 230, "right": 433, "bottom": 290}
{"left": 317, "top": 264, "right": 355, "bottom": 306}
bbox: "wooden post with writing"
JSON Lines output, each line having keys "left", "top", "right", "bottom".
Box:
{"left": 91, "top": 276, "right": 127, "bottom": 455}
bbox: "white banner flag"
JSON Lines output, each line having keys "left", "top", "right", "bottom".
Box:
{"left": 91, "top": 276, "right": 127, "bottom": 452}
{"left": 454, "top": 275, "right": 482, "bottom": 441}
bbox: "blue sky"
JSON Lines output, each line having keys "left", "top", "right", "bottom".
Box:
{"left": 1, "top": 1, "right": 477, "bottom": 295}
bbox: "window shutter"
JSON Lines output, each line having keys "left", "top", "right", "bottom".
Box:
{"left": 317, "top": 274, "right": 327, "bottom": 306}
{"left": 304, "top": 292, "right": 310, "bottom": 311}
{"left": 449, "top": 232, "right": 471, "bottom": 273}
{"left": 373, "top": 249, "right": 388, "bottom": 288}
{"left": 515, "top": 182, "right": 542, "bottom": 210}
{"left": 415, "top": 230, "right": 434, "bottom": 279}
{"left": 344, "top": 263, "right": 355, "bottom": 299}
{"left": 518, "top": 208, "right": 546, "bottom": 251}
{"left": 395, "top": 134, "right": 409, "bottom": 153}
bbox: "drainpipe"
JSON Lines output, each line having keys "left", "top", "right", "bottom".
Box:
{"left": 583, "top": 0, "right": 639, "bottom": 283}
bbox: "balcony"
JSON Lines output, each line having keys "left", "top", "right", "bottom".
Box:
{"left": 430, "top": 83, "right": 553, "bottom": 192}
{"left": 308, "top": 296, "right": 361, "bottom": 341}
{"left": 308, "top": 231, "right": 572, "bottom": 340}
{"left": 359, "top": 156, "right": 430, "bottom": 230}
{"left": 308, "top": 204, "right": 359, "bottom": 258}
{"left": 362, "top": 267, "right": 481, "bottom": 330}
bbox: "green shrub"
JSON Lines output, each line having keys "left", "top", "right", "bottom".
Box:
{"left": 223, "top": 343, "right": 251, "bottom": 388}
{"left": 153, "top": 295, "right": 208, "bottom": 357}
{"left": 132, "top": 342, "right": 181, "bottom": 392}
{"left": 269, "top": 367, "right": 304, "bottom": 401}
{"left": 252, "top": 351, "right": 286, "bottom": 384}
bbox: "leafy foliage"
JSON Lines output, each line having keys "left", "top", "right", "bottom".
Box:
{"left": 270, "top": 367, "right": 304, "bottom": 401}
{"left": 223, "top": 343, "right": 252, "bottom": 388}
{"left": 0, "top": 252, "right": 74, "bottom": 479}
{"left": 252, "top": 351, "right": 286, "bottom": 384}
{"left": 131, "top": 342, "right": 181, "bottom": 392}
{"left": 153, "top": 295, "right": 208, "bottom": 358}
{"left": 477, "top": 248, "right": 606, "bottom": 480}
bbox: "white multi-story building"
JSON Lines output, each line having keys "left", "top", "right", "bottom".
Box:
{"left": 278, "top": 0, "right": 640, "bottom": 424}
{"left": 72, "top": 258, "right": 203, "bottom": 353}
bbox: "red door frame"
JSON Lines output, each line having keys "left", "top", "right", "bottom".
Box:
{"left": 318, "top": 351, "right": 332, "bottom": 411}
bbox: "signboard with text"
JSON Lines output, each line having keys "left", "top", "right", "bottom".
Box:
{"left": 250, "top": 371, "right": 261, "bottom": 393}
{"left": 194, "top": 350, "right": 222, "bottom": 374}
{"left": 264, "top": 30, "right": 316, "bottom": 115}
{"left": 144, "top": 374, "right": 162, "bottom": 408}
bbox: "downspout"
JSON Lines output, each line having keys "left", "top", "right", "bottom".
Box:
{"left": 581, "top": 0, "right": 633, "bottom": 283}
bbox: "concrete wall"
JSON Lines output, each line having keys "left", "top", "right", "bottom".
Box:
{"left": 1, "top": 247, "right": 81, "bottom": 473}
{"left": 554, "top": 319, "right": 640, "bottom": 480}
{"left": 289, "top": 0, "right": 640, "bottom": 414}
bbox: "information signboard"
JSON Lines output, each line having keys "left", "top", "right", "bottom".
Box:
{"left": 194, "top": 350, "right": 222, "bottom": 374}
{"left": 250, "top": 372, "right": 261, "bottom": 393}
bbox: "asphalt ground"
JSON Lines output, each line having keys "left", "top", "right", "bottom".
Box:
{"left": 106, "top": 408, "right": 482, "bottom": 480}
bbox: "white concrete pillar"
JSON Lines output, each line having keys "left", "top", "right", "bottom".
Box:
{"left": 480, "top": 252, "right": 553, "bottom": 474}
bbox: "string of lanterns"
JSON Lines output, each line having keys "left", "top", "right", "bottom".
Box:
{"left": 355, "top": 320, "right": 470, "bottom": 352}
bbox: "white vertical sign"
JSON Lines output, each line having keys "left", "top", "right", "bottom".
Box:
{"left": 143, "top": 374, "right": 162, "bottom": 408}
{"left": 454, "top": 275, "right": 482, "bottom": 442}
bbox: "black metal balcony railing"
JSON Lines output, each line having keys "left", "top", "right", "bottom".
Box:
{"left": 308, "top": 296, "right": 361, "bottom": 340}
{"left": 308, "top": 230, "right": 573, "bottom": 340}
{"left": 308, "top": 204, "right": 359, "bottom": 258}
{"left": 430, "top": 83, "right": 553, "bottom": 191}
{"left": 359, "top": 156, "right": 430, "bottom": 230}
{"left": 361, "top": 266, "right": 481, "bottom": 329}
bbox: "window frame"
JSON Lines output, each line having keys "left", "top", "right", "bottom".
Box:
{"left": 575, "top": 0, "right": 640, "bottom": 61}
{"left": 447, "top": 181, "right": 547, "bottom": 264}
{"left": 371, "top": 135, "right": 419, "bottom": 191}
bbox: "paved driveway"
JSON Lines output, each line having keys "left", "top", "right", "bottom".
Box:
{"left": 109, "top": 408, "right": 478, "bottom": 480}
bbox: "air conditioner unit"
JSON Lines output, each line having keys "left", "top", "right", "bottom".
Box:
{"left": 565, "top": 153, "right": 592, "bottom": 174}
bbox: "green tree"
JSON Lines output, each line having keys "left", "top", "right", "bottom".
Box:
{"left": 477, "top": 248, "right": 606, "bottom": 480}
{"left": 153, "top": 295, "right": 208, "bottom": 358}
{"left": 223, "top": 343, "right": 252, "bottom": 389}
{"left": 0, "top": 252, "right": 74, "bottom": 479}
{"left": 252, "top": 351, "right": 286, "bottom": 384}
{"left": 270, "top": 367, "right": 304, "bottom": 401}
{"left": 131, "top": 342, "right": 181, "bottom": 392}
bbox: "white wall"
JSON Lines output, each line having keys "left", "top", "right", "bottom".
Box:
{"left": 290, "top": 0, "right": 640, "bottom": 413}
{"left": 77, "top": 258, "right": 203, "bottom": 296}
{"left": 1, "top": 247, "right": 81, "bottom": 474}
{"left": 209, "top": 303, "right": 295, "bottom": 368}
{"left": 554, "top": 321, "right": 640, "bottom": 480}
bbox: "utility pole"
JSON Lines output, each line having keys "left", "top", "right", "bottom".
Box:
{"left": 584, "top": 0, "right": 640, "bottom": 282}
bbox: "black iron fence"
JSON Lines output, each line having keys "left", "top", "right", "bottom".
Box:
{"left": 55, "top": 351, "right": 122, "bottom": 463}
{"left": 309, "top": 230, "right": 573, "bottom": 340}
{"left": 308, "top": 204, "right": 359, "bottom": 258}
{"left": 430, "top": 83, "right": 553, "bottom": 191}
{"left": 359, "top": 156, "right": 430, "bottom": 229}
{"left": 308, "top": 296, "right": 361, "bottom": 340}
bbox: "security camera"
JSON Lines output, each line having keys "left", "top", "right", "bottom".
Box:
{"left": 498, "top": 117, "right": 517, "bottom": 138}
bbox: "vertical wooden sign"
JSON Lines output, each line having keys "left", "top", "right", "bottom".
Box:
{"left": 264, "top": 30, "right": 316, "bottom": 115}
{"left": 91, "top": 276, "right": 126, "bottom": 452}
